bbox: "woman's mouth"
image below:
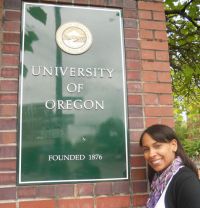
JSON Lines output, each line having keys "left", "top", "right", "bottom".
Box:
{"left": 150, "top": 159, "right": 162, "bottom": 166}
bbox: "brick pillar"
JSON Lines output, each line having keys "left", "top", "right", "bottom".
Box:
{"left": 138, "top": 1, "right": 174, "bottom": 128}
{"left": 0, "top": 0, "right": 173, "bottom": 207}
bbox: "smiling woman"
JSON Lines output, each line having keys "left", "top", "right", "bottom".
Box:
{"left": 142, "top": 133, "right": 178, "bottom": 173}
{"left": 140, "top": 124, "right": 200, "bottom": 208}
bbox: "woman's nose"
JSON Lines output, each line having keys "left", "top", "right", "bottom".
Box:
{"left": 149, "top": 148, "right": 157, "bottom": 158}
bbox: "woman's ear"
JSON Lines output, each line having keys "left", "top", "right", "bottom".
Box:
{"left": 170, "top": 139, "right": 178, "bottom": 152}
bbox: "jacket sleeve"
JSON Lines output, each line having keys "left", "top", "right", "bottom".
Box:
{"left": 176, "top": 174, "right": 200, "bottom": 208}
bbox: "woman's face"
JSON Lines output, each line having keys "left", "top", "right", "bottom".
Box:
{"left": 141, "top": 133, "right": 177, "bottom": 172}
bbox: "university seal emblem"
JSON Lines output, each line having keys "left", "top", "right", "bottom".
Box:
{"left": 56, "top": 22, "right": 92, "bottom": 55}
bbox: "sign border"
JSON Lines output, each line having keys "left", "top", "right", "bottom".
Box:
{"left": 18, "top": 2, "right": 129, "bottom": 185}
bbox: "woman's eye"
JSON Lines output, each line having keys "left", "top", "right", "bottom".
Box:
{"left": 154, "top": 143, "right": 162, "bottom": 149}
{"left": 142, "top": 147, "right": 149, "bottom": 152}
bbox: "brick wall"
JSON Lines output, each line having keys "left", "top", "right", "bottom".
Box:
{"left": 0, "top": 0, "right": 173, "bottom": 207}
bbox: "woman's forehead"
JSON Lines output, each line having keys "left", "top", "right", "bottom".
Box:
{"left": 142, "top": 133, "right": 157, "bottom": 145}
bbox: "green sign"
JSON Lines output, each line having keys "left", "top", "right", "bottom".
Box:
{"left": 18, "top": 2, "right": 129, "bottom": 184}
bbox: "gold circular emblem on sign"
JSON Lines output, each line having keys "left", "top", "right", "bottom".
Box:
{"left": 56, "top": 22, "right": 92, "bottom": 55}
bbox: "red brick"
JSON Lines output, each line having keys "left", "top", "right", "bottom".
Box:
{"left": 128, "top": 83, "right": 142, "bottom": 93}
{"left": 0, "top": 80, "right": 18, "bottom": 92}
{"left": 126, "top": 60, "right": 141, "bottom": 70}
{"left": 127, "top": 70, "right": 141, "bottom": 81}
{"left": 142, "top": 61, "right": 170, "bottom": 71}
{"left": 37, "top": 185, "right": 55, "bottom": 198}
{"left": 74, "top": 0, "right": 88, "bottom": 4}
{"left": 123, "top": 8, "right": 137, "bottom": 19}
{"left": 144, "top": 94, "right": 158, "bottom": 105}
{"left": 1, "top": 67, "right": 19, "bottom": 78}
{"left": 158, "top": 71, "right": 171, "bottom": 82}
{"left": 130, "top": 142, "right": 143, "bottom": 154}
{"left": 129, "top": 106, "right": 143, "bottom": 117}
{"left": 3, "top": 33, "right": 20, "bottom": 43}
{"left": 0, "top": 146, "right": 16, "bottom": 157}
{"left": 156, "top": 51, "right": 169, "bottom": 61}
{"left": 0, "top": 203, "right": 16, "bottom": 208}
{"left": 3, "top": 21, "right": 20, "bottom": 32}
{"left": 0, "top": 94, "right": 18, "bottom": 104}
{"left": 0, "top": 132, "right": 16, "bottom": 144}
{"left": 125, "top": 38, "right": 139, "bottom": 48}
{"left": 138, "top": 2, "right": 164, "bottom": 12}
{"left": 142, "top": 71, "right": 157, "bottom": 82}
{"left": 77, "top": 183, "right": 93, "bottom": 196}
{"left": 124, "top": 28, "right": 138, "bottom": 38}
{"left": 112, "top": 181, "right": 130, "bottom": 194}
{"left": 129, "top": 118, "right": 144, "bottom": 129}
{"left": 58, "top": 198, "right": 94, "bottom": 208}
{"left": 95, "top": 182, "right": 112, "bottom": 195}
{"left": 155, "top": 31, "right": 168, "bottom": 40}
{"left": 123, "top": 0, "right": 137, "bottom": 9}
{"left": 0, "top": 172, "right": 16, "bottom": 185}
{"left": 133, "top": 194, "right": 148, "bottom": 207}
{"left": 0, "top": 159, "right": 16, "bottom": 171}
{"left": 124, "top": 18, "right": 137, "bottom": 28}
{"left": 130, "top": 155, "right": 146, "bottom": 167}
{"left": 141, "top": 40, "right": 168, "bottom": 50}
{"left": 89, "top": 0, "right": 108, "bottom": 6}
{"left": 132, "top": 181, "right": 147, "bottom": 193}
{"left": 153, "top": 11, "right": 166, "bottom": 21}
{"left": 138, "top": 10, "right": 152, "bottom": 19}
{"left": 144, "top": 83, "right": 172, "bottom": 93}
{"left": 0, "top": 105, "right": 17, "bottom": 117}
{"left": 108, "top": 0, "right": 123, "bottom": 7}
{"left": 141, "top": 50, "right": 155, "bottom": 60}
{"left": 2, "top": 55, "right": 19, "bottom": 66}
{"left": 19, "top": 200, "right": 55, "bottom": 208}
{"left": 159, "top": 94, "right": 173, "bottom": 105}
{"left": 131, "top": 168, "right": 146, "bottom": 180}
{"left": 17, "top": 186, "right": 37, "bottom": 199}
{"left": 0, "top": 187, "right": 16, "bottom": 200}
{"left": 145, "top": 107, "right": 173, "bottom": 117}
{"left": 128, "top": 95, "right": 142, "bottom": 105}
{"left": 4, "top": 10, "right": 21, "bottom": 21}
{"left": 126, "top": 49, "right": 140, "bottom": 60}
{"left": 4, "top": 0, "right": 21, "bottom": 9}
{"left": 129, "top": 130, "right": 143, "bottom": 142}
{"left": 2, "top": 44, "right": 20, "bottom": 54}
{"left": 140, "top": 29, "right": 153, "bottom": 39}
{"left": 96, "top": 196, "right": 130, "bottom": 208}
{"left": 140, "top": 20, "right": 166, "bottom": 30}
{"left": 145, "top": 117, "right": 160, "bottom": 127}
{"left": 0, "top": 119, "right": 16, "bottom": 130}
{"left": 56, "top": 184, "right": 74, "bottom": 197}
{"left": 161, "top": 118, "right": 175, "bottom": 128}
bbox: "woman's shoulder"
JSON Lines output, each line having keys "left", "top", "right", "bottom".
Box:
{"left": 172, "top": 166, "right": 199, "bottom": 184}
{"left": 165, "top": 166, "right": 200, "bottom": 208}
{"left": 170, "top": 167, "right": 200, "bottom": 189}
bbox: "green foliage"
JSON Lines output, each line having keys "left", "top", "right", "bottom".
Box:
{"left": 165, "top": 0, "right": 200, "bottom": 158}
{"left": 182, "top": 139, "right": 200, "bottom": 158}
{"left": 165, "top": 0, "right": 200, "bottom": 105}
{"left": 174, "top": 99, "right": 200, "bottom": 157}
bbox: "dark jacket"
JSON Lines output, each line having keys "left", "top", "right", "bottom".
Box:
{"left": 165, "top": 166, "right": 200, "bottom": 208}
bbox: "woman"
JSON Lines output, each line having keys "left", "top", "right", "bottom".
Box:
{"left": 139, "top": 124, "right": 200, "bottom": 208}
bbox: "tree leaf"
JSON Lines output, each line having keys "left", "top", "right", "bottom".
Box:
{"left": 27, "top": 6, "right": 47, "bottom": 25}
